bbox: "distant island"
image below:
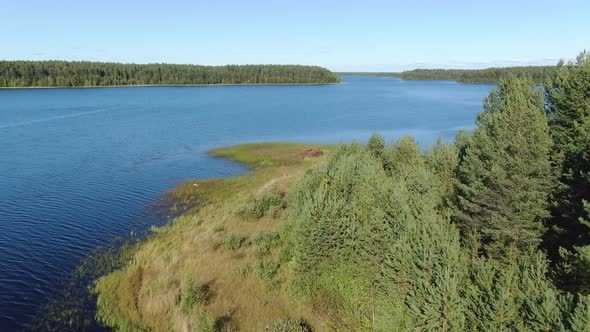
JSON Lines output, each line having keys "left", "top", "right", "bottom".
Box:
{"left": 338, "top": 65, "right": 559, "bottom": 84}
{"left": 0, "top": 61, "right": 340, "bottom": 88}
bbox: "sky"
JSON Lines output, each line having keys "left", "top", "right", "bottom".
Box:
{"left": 1, "top": 0, "right": 588, "bottom": 71}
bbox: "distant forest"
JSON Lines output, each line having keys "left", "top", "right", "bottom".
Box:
{"left": 0, "top": 61, "right": 340, "bottom": 87}
{"left": 399, "top": 66, "right": 559, "bottom": 83}
{"left": 339, "top": 65, "right": 561, "bottom": 84}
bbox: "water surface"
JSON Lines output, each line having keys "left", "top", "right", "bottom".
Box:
{"left": 0, "top": 76, "right": 494, "bottom": 330}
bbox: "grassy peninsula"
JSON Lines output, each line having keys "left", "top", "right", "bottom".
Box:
{"left": 95, "top": 143, "right": 332, "bottom": 331}
{"left": 0, "top": 61, "right": 340, "bottom": 88}
{"left": 93, "top": 54, "right": 590, "bottom": 331}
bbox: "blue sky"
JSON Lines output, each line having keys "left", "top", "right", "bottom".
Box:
{"left": 1, "top": 0, "right": 588, "bottom": 71}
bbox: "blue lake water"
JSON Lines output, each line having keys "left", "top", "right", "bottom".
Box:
{"left": 0, "top": 76, "right": 494, "bottom": 330}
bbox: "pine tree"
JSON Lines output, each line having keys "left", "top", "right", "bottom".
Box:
{"left": 455, "top": 75, "right": 554, "bottom": 259}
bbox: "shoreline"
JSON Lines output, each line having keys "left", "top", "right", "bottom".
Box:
{"left": 30, "top": 142, "right": 330, "bottom": 331}
{"left": 91, "top": 142, "right": 331, "bottom": 331}
{"left": 0, "top": 82, "right": 340, "bottom": 90}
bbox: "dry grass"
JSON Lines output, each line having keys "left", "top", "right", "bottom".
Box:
{"left": 95, "top": 143, "right": 333, "bottom": 331}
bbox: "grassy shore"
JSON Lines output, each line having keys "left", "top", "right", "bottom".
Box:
{"left": 94, "top": 142, "right": 332, "bottom": 331}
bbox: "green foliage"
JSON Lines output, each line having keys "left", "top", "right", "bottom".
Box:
{"left": 424, "top": 138, "right": 460, "bottom": 209}
{"left": 464, "top": 252, "right": 588, "bottom": 331}
{"left": 367, "top": 133, "right": 385, "bottom": 159}
{"left": 254, "top": 231, "right": 281, "bottom": 257}
{"left": 455, "top": 75, "right": 554, "bottom": 259}
{"left": 237, "top": 191, "right": 286, "bottom": 220}
{"left": 263, "top": 319, "right": 312, "bottom": 332}
{"left": 559, "top": 244, "right": 590, "bottom": 296}
{"left": 288, "top": 142, "right": 467, "bottom": 330}
{"left": 95, "top": 265, "right": 147, "bottom": 332}
{"left": 234, "top": 263, "right": 252, "bottom": 278}
{"left": 182, "top": 277, "right": 210, "bottom": 312}
{"left": 0, "top": 61, "right": 340, "bottom": 87}
{"left": 223, "top": 234, "right": 245, "bottom": 251}
{"left": 286, "top": 139, "right": 589, "bottom": 331}
{"left": 545, "top": 51, "right": 590, "bottom": 294}
{"left": 399, "top": 65, "right": 558, "bottom": 84}
{"left": 567, "top": 295, "right": 590, "bottom": 332}
{"left": 209, "top": 142, "right": 328, "bottom": 170}
{"left": 196, "top": 309, "right": 214, "bottom": 332}
{"left": 454, "top": 130, "right": 472, "bottom": 164}
{"left": 381, "top": 135, "right": 424, "bottom": 177}
{"left": 340, "top": 65, "right": 559, "bottom": 84}
{"left": 256, "top": 259, "right": 281, "bottom": 281}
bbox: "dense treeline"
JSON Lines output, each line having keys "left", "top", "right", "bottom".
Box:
{"left": 283, "top": 51, "right": 590, "bottom": 330}
{"left": 399, "top": 65, "right": 559, "bottom": 83}
{"left": 337, "top": 65, "right": 559, "bottom": 84}
{"left": 0, "top": 61, "right": 340, "bottom": 87}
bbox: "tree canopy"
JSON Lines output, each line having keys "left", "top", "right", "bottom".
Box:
{"left": 287, "top": 137, "right": 589, "bottom": 331}
{"left": 337, "top": 65, "right": 559, "bottom": 84}
{"left": 284, "top": 52, "right": 590, "bottom": 330}
{"left": 0, "top": 61, "right": 340, "bottom": 87}
{"left": 454, "top": 75, "right": 554, "bottom": 259}
{"left": 399, "top": 66, "right": 558, "bottom": 84}
{"left": 545, "top": 51, "right": 590, "bottom": 294}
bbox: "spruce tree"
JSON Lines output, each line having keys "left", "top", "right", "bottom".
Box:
{"left": 425, "top": 138, "right": 460, "bottom": 210}
{"left": 455, "top": 75, "right": 554, "bottom": 259}
{"left": 545, "top": 52, "right": 590, "bottom": 293}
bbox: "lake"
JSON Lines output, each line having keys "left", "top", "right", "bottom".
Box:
{"left": 0, "top": 76, "right": 494, "bottom": 330}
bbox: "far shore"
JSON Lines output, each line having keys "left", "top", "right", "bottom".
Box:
{"left": 0, "top": 82, "right": 340, "bottom": 90}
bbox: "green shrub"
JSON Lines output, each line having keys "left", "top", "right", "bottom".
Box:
{"left": 254, "top": 232, "right": 281, "bottom": 257}
{"left": 256, "top": 260, "right": 280, "bottom": 281}
{"left": 223, "top": 234, "right": 245, "bottom": 251}
{"left": 424, "top": 138, "right": 459, "bottom": 209}
{"left": 264, "top": 319, "right": 311, "bottom": 332}
{"left": 212, "top": 225, "right": 224, "bottom": 233}
{"left": 196, "top": 308, "right": 214, "bottom": 332}
{"left": 236, "top": 191, "right": 286, "bottom": 220}
{"left": 367, "top": 132, "right": 385, "bottom": 159}
{"left": 381, "top": 135, "right": 423, "bottom": 177}
{"left": 234, "top": 263, "right": 251, "bottom": 278}
{"left": 182, "top": 277, "right": 210, "bottom": 312}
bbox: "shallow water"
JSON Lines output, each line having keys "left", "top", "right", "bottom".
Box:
{"left": 0, "top": 76, "right": 494, "bottom": 330}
